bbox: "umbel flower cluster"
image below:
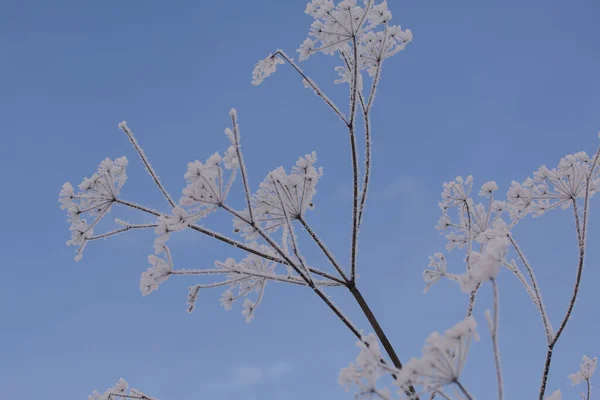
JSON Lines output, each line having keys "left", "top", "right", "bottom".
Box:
{"left": 58, "top": 1, "right": 600, "bottom": 400}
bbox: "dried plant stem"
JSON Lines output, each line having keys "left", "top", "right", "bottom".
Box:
{"left": 489, "top": 278, "right": 504, "bottom": 400}
{"left": 299, "top": 217, "right": 349, "bottom": 281}
{"left": 273, "top": 50, "right": 348, "bottom": 125}
{"left": 115, "top": 199, "right": 344, "bottom": 285}
{"left": 349, "top": 35, "right": 360, "bottom": 283}
{"left": 538, "top": 145, "right": 599, "bottom": 400}
{"left": 230, "top": 110, "right": 254, "bottom": 223}
{"left": 455, "top": 380, "right": 474, "bottom": 400}
{"left": 118, "top": 122, "right": 176, "bottom": 208}
{"left": 357, "top": 93, "right": 371, "bottom": 230}
{"left": 508, "top": 234, "right": 552, "bottom": 342}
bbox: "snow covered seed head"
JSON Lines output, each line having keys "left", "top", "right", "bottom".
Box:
{"left": 211, "top": 250, "right": 275, "bottom": 322}
{"left": 88, "top": 378, "right": 128, "bottom": 400}
{"left": 397, "top": 317, "right": 478, "bottom": 393}
{"left": 507, "top": 151, "right": 600, "bottom": 220}
{"left": 339, "top": 333, "right": 390, "bottom": 398}
{"left": 568, "top": 355, "right": 597, "bottom": 386}
{"left": 252, "top": 1, "right": 412, "bottom": 85}
{"left": 458, "top": 237, "right": 509, "bottom": 293}
{"left": 59, "top": 156, "right": 128, "bottom": 261}
{"left": 423, "top": 253, "right": 449, "bottom": 293}
{"left": 140, "top": 251, "right": 172, "bottom": 296}
{"left": 252, "top": 53, "right": 285, "bottom": 86}
{"left": 246, "top": 152, "right": 323, "bottom": 237}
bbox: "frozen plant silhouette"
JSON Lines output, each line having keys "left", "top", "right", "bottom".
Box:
{"left": 58, "top": 1, "right": 599, "bottom": 399}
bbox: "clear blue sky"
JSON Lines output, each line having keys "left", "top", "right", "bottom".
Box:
{"left": 1, "top": 1, "right": 600, "bottom": 399}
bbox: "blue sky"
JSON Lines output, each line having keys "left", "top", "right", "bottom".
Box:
{"left": 1, "top": 0, "right": 600, "bottom": 399}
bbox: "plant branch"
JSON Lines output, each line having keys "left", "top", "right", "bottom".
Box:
{"left": 349, "top": 35, "right": 361, "bottom": 283}
{"left": 455, "top": 380, "right": 474, "bottom": 400}
{"left": 273, "top": 50, "right": 348, "bottom": 125}
{"left": 508, "top": 234, "right": 553, "bottom": 342}
{"left": 116, "top": 198, "right": 345, "bottom": 285}
{"left": 229, "top": 109, "right": 254, "bottom": 223}
{"left": 488, "top": 278, "right": 504, "bottom": 400}
{"left": 299, "top": 216, "right": 349, "bottom": 281}
{"left": 118, "top": 122, "right": 177, "bottom": 208}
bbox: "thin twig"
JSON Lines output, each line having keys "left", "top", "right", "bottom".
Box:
{"left": 455, "top": 380, "right": 474, "bottom": 400}
{"left": 116, "top": 198, "right": 345, "bottom": 285}
{"left": 229, "top": 109, "right": 254, "bottom": 223}
{"left": 271, "top": 176, "right": 314, "bottom": 284}
{"left": 118, "top": 122, "right": 176, "bottom": 208}
{"left": 273, "top": 50, "right": 348, "bottom": 125}
{"left": 299, "top": 217, "right": 349, "bottom": 281}
{"left": 349, "top": 35, "right": 361, "bottom": 283}
{"left": 489, "top": 278, "right": 504, "bottom": 400}
{"left": 508, "top": 234, "right": 553, "bottom": 342}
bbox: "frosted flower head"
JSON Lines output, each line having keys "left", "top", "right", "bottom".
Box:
{"left": 439, "top": 176, "right": 473, "bottom": 211}
{"left": 457, "top": 237, "right": 509, "bottom": 293}
{"left": 251, "top": 152, "right": 323, "bottom": 235}
{"left": 423, "top": 253, "right": 449, "bottom": 293}
{"left": 211, "top": 249, "right": 276, "bottom": 321}
{"left": 251, "top": 52, "right": 285, "bottom": 85}
{"left": 59, "top": 157, "right": 128, "bottom": 260}
{"left": 339, "top": 333, "right": 390, "bottom": 398}
{"left": 479, "top": 181, "right": 498, "bottom": 197}
{"left": 242, "top": 298, "right": 257, "bottom": 323}
{"left": 436, "top": 176, "right": 508, "bottom": 254}
{"left": 299, "top": 0, "right": 411, "bottom": 81}
{"left": 508, "top": 150, "right": 600, "bottom": 220}
{"left": 220, "top": 290, "right": 234, "bottom": 311}
{"left": 397, "top": 317, "right": 478, "bottom": 393}
{"left": 88, "top": 378, "right": 128, "bottom": 400}
{"left": 180, "top": 153, "right": 229, "bottom": 209}
{"left": 568, "top": 355, "right": 597, "bottom": 386}
{"left": 140, "top": 251, "right": 172, "bottom": 296}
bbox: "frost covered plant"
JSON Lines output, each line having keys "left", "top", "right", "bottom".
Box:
{"left": 57, "top": 1, "right": 600, "bottom": 400}
{"left": 61, "top": 1, "right": 421, "bottom": 398}
{"left": 417, "top": 139, "right": 600, "bottom": 399}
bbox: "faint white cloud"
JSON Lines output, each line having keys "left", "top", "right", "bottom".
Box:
{"left": 231, "top": 365, "right": 264, "bottom": 386}
{"left": 266, "top": 361, "right": 293, "bottom": 380}
{"left": 201, "top": 361, "right": 293, "bottom": 393}
{"left": 379, "top": 176, "right": 419, "bottom": 201}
